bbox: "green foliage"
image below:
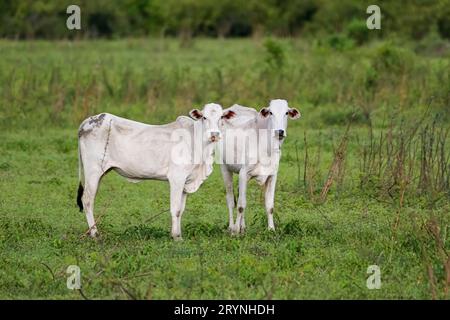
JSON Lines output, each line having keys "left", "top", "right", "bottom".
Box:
{"left": 437, "top": 11, "right": 450, "bottom": 39}
{"left": 324, "top": 33, "right": 355, "bottom": 51}
{"left": 1, "top": 0, "right": 450, "bottom": 40}
{"left": 372, "top": 43, "right": 415, "bottom": 74}
{"left": 304, "top": 0, "right": 361, "bottom": 34}
{"left": 263, "top": 38, "right": 286, "bottom": 69}
{"left": 345, "top": 18, "right": 371, "bottom": 45}
{"left": 415, "top": 28, "right": 450, "bottom": 56}
{"left": 1, "top": 38, "right": 449, "bottom": 130}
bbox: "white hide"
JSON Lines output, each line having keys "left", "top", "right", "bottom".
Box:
{"left": 219, "top": 99, "right": 301, "bottom": 233}
{"left": 77, "top": 103, "right": 230, "bottom": 240}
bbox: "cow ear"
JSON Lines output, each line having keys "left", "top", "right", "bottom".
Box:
{"left": 222, "top": 110, "right": 236, "bottom": 120}
{"left": 189, "top": 109, "right": 203, "bottom": 120}
{"left": 260, "top": 108, "right": 270, "bottom": 118}
{"left": 288, "top": 108, "right": 301, "bottom": 120}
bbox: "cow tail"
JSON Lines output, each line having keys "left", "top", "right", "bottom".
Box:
{"left": 77, "top": 143, "right": 84, "bottom": 212}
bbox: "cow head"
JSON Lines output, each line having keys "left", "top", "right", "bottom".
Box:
{"left": 189, "top": 103, "right": 235, "bottom": 142}
{"left": 259, "top": 99, "right": 300, "bottom": 141}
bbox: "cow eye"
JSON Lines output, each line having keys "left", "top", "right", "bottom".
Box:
{"left": 203, "top": 116, "right": 207, "bottom": 120}
{"left": 269, "top": 111, "right": 273, "bottom": 115}
{"left": 285, "top": 112, "right": 289, "bottom": 115}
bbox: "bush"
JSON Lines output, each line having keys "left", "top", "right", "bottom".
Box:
{"left": 415, "top": 29, "right": 450, "bottom": 56}
{"left": 438, "top": 15, "right": 450, "bottom": 39}
{"left": 345, "top": 19, "right": 371, "bottom": 45}
{"left": 263, "top": 38, "right": 286, "bottom": 69}
{"left": 372, "top": 43, "right": 415, "bottom": 74}
{"left": 325, "top": 33, "right": 355, "bottom": 51}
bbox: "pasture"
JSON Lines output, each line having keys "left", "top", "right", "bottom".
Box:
{"left": 0, "top": 38, "right": 449, "bottom": 299}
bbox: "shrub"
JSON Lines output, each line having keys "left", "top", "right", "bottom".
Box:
{"left": 437, "top": 6, "right": 450, "bottom": 39}
{"left": 372, "top": 43, "right": 415, "bottom": 74}
{"left": 263, "top": 38, "right": 286, "bottom": 69}
{"left": 325, "top": 33, "right": 355, "bottom": 51}
{"left": 345, "top": 18, "right": 371, "bottom": 45}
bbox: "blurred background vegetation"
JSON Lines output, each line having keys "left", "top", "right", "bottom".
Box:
{"left": 1, "top": 0, "right": 450, "bottom": 41}
{"left": 0, "top": 1, "right": 449, "bottom": 299}
{"left": 0, "top": 0, "right": 450, "bottom": 129}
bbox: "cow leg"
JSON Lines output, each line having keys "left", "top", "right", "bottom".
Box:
{"left": 221, "top": 166, "right": 235, "bottom": 232}
{"left": 177, "top": 191, "right": 187, "bottom": 237}
{"left": 241, "top": 210, "right": 246, "bottom": 230}
{"left": 82, "top": 168, "right": 103, "bottom": 237}
{"left": 169, "top": 178, "right": 186, "bottom": 240}
{"left": 264, "top": 175, "right": 277, "bottom": 231}
{"left": 235, "top": 169, "right": 248, "bottom": 234}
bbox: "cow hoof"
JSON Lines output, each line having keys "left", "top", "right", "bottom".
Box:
{"left": 89, "top": 230, "right": 99, "bottom": 238}
{"left": 230, "top": 227, "right": 240, "bottom": 236}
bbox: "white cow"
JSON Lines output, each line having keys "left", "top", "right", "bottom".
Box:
{"left": 219, "top": 99, "right": 301, "bottom": 234}
{"left": 76, "top": 103, "right": 235, "bottom": 240}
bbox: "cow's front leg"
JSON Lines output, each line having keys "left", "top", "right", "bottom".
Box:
{"left": 264, "top": 175, "right": 277, "bottom": 231}
{"left": 177, "top": 191, "right": 187, "bottom": 238}
{"left": 169, "top": 179, "right": 186, "bottom": 241}
{"left": 234, "top": 169, "right": 248, "bottom": 234}
{"left": 221, "top": 166, "right": 235, "bottom": 232}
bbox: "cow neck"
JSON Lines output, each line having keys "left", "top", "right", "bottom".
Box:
{"left": 257, "top": 116, "right": 282, "bottom": 163}
{"left": 272, "top": 138, "right": 282, "bottom": 154}
{"left": 182, "top": 122, "right": 215, "bottom": 194}
{"left": 192, "top": 120, "right": 215, "bottom": 172}
{"left": 202, "top": 140, "right": 215, "bottom": 167}
{"left": 268, "top": 139, "right": 282, "bottom": 167}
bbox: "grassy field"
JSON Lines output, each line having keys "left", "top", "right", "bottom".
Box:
{"left": 0, "top": 38, "right": 449, "bottom": 299}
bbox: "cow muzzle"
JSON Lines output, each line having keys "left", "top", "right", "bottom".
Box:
{"left": 209, "top": 131, "right": 221, "bottom": 142}
{"left": 274, "top": 129, "right": 286, "bottom": 140}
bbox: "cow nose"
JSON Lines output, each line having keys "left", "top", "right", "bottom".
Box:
{"left": 210, "top": 131, "right": 220, "bottom": 142}
{"left": 275, "top": 130, "right": 285, "bottom": 139}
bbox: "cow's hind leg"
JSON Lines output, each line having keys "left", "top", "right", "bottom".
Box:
{"left": 221, "top": 166, "right": 235, "bottom": 232}
{"left": 82, "top": 168, "right": 103, "bottom": 237}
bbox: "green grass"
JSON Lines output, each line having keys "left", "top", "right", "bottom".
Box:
{"left": 0, "top": 39, "right": 449, "bottom": 299}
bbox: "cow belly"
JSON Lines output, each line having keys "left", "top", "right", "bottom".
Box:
{"left": 113, "top": 166, "right": 168, "bottom": 181}
{"left": 108, "top": 139, "right": 172, "bottom": 180}
{"left": 110, "top": 149, "right": 170, "bottom": 180}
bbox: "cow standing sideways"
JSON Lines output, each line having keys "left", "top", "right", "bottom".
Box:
{"left": 219, "top": 99, "right": 301, "bottom": 234}
{"left": 77, "top": 103, "right": 235, "bottom": 240}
